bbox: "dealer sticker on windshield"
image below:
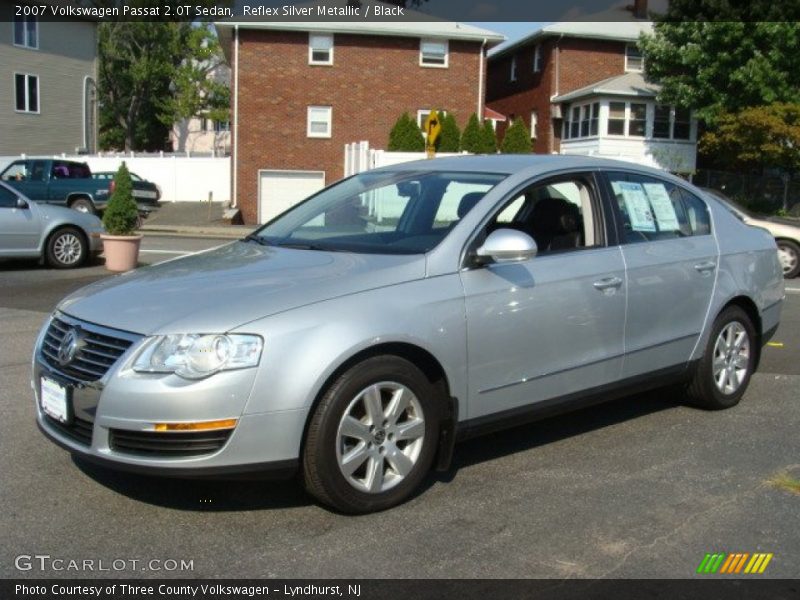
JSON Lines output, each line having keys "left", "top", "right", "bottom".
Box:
{"left": 40, "top": 377, "right": 69, "bottom": 423}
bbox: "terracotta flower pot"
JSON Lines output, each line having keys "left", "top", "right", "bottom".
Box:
{"left": 101, "top": 234, "right": 143, "bottom": 272}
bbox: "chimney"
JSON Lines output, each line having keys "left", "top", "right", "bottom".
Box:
{"left": 633, "top": 0, "right": 648, "bottom": 19}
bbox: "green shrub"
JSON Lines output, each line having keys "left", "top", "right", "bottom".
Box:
{"left": 388, "top": 112, "right": 425, "bottom": 151}
{"left": 480, "top": 120, "right": 498, "bottom": 154}
{"left": 102, "top": 162, "right": 139, "bottom": 235}
{"left": 460, "top": 113, "right": 483, "bottom": 153}
{"left": 500, "top": 117, "right": 532, "bottom": 154}
{"left": 438, "top": 112, "right": 461, "bottom": 152}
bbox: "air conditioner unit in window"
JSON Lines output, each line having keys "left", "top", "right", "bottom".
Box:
{"left": 551, "top": 104, "right": 563, "bottom": 119}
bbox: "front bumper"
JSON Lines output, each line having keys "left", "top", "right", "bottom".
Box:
{"left": 32, "top": 319, "right": 307, "bottom": 478}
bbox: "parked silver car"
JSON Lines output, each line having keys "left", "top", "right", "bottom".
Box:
{"left": 701, "top": 188, "right": 800, "bottom": 279}
{"left": 33, "top": 156, "right": 784, "bottom": 513}
{"left": 0, "top": 181, "right": 104, "bottom": 268}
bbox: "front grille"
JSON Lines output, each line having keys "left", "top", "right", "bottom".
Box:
{"left": 40, "top": 315, "right": 139, "bottom": 384}
{"left": 109, "top": 428, "right": 233, "bottom": 458}
{"left": 44, "top": 414, "right": 94, "bottom": 446}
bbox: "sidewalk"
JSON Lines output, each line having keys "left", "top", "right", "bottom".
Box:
{"left": 140, "top": 202, "right": 256, "bottom": 238}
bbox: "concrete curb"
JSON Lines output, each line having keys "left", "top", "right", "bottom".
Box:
{"left": 140, "top": 226, "right": 256, "bottom": 239}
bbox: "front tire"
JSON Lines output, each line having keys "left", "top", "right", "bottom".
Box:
{"left": 46, "top": 227, "right": 88, "bottom": 269}
{"left": 687, "top": 306, "right": 756, "bottom": 410}
{"left": 303, "top": 356, "right": 441, "bottom": 513}
{"left": 777, "top": 239, "right": 800, "bottom": 279}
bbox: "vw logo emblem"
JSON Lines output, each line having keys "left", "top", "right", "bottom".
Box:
{"left": 57, "top": 328, "right": 82, "bottom": 366}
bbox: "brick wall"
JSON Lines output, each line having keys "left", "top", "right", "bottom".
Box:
{"left": 486, "top": 37, "right": 629, "bottom": 154}
{"left": 233, "top": 29, "right": 484, "bottom": 224}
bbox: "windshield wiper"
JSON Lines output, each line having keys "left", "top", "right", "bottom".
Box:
{"left": 242, "top": 234, "right": 272, "bottom": 246}
{"left": 276, "top": 241, "right": 351, "bottom": 252}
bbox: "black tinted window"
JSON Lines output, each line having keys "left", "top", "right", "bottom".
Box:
{"left": 0, "top": 186, "right": 17, "bottom": 208}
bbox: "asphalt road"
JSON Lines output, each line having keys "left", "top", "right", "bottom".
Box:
{"left": 1, "top": 236, "right": 798, "bottom": 579}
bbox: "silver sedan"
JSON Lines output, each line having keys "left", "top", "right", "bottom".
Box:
{"left": 32, "top": 156, "right": 784, "bottom": 513}
{"left": 0, "top": 181, "right": 104, "bottom": 268}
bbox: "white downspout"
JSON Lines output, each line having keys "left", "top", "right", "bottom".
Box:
{"left": 232, "top": 24, "right": 239, "bottom": 208}
{"left": 477, "top": 38, "right": 487, "bottom": 122}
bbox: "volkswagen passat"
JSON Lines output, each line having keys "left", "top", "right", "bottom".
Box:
{"left": 33, "top": 156, "right": 784, "bottom": 513}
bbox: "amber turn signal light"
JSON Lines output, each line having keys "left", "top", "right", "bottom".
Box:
{"left": 154, "top": 419, "right": 238, "bottom": 432}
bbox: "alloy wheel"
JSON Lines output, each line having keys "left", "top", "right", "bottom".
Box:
{"left": 336, "top": 381, "right": 425, "bottom": 494}
{"left": 712, "top": 321, "right": 750, "bottom": 395}
{"left": 52, "top": 233, "right": 83, "bottom": 265}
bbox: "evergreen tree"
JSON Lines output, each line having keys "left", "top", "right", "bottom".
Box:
{"left": 401, "top": 114, "right": 425, "bottom": 151}
{"left": 438, "top": 112, "right": 461, "bottom": 152}
{"left": 480, "top": 121, "right": 498, "bottom": 154}
{"left": 102, "top": 162, "right": 140, "bottom": 235}
{"left": 500, "top": 118, "right": 533, "bottom": 153}
{"left": 460, "top": 113, "right": 483, "bottom": 153}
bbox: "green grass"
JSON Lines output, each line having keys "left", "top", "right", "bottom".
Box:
{"left": 767, "top": 472, "right": 800, "bottom": 495}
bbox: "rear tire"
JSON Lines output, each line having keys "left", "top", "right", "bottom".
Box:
{"left": 46, "top": 227, "right": 88, "bottom": 269}
{"left": 303, "top": 356, "right": 441, "bottom": 514}
{"left": 777, "top": 239, "right": 800, "bottom": 279}
{"left": 687, "top": 306, "right": 756, "bottom": 410}
{"left": 70, "top": 197, "right": 95, "bottom": 215}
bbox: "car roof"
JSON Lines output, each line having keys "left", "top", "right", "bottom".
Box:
{"left": 375, "top": 154, "right": 689, "bottom": 183}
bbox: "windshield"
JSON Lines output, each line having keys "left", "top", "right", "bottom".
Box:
{"left": 248, "top": 170, "right": 506, "bottom": 254}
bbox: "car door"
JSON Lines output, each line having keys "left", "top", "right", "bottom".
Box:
{"left": 460, "top": 172, "right": 627, "bottom": 419}
{"left": 602, "top": 171, "right": 718, "bottom": 378}
{"left": 25, "top": 160, "right": 51, "bottom": 202}
{"left": 0, "top": 185, "right": 41, "bottom": 255}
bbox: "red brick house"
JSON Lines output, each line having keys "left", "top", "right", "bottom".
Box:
{"left": 486, "top": 17, "right": 697, "bottom": 173}
{"left": 215, "top": 10, "right": 503, "bottom": 224}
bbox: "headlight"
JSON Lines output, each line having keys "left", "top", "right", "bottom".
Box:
{"left": 132, "top": 334, "right": 263, "bottom": 379}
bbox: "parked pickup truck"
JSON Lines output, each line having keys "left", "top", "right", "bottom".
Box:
{"left": 0, "top": 158, "right": 160, "bottom": 215}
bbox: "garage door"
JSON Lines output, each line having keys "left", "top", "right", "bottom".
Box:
{"left": 258, "top": 170, "right": 326, "bottom": 223}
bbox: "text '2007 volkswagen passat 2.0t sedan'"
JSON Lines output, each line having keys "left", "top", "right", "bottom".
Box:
{"left": 33, "top": 156, "right": 784, "bottom": 513}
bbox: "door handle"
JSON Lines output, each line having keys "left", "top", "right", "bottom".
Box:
{"left": 694, "top": 261, "right": 717, "bottom": 273}
{"left": 593, "top": 276, "right": 623, "bottom": 291}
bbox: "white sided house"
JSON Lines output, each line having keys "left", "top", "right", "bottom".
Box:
{"left": 554, "top": 72, "right": 698, "bottom": 173}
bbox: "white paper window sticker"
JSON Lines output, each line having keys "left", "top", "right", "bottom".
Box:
{"left": 643, "top": 183, "right": 680, "bottom": 231}
{"left": 618, "top": 181, "right": 656, "bottom": 232}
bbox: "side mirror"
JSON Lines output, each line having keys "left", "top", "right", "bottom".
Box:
{"left": 476, "top": 228, "right": 538, "bottom": 263}
{"left": 16, "top": 197, "right": 29, "bottom": 209}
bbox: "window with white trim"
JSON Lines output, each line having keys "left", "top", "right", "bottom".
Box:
{"left": 510, "top": 55, "right": 517, "bottom": 81}
{"left": 15, "top": 73, "right": 39, "bottom": 113}
{"left": 309, "top": 33, "right": 333, "bottom": 65}
{"left": 420, "top": 39, "right": 448, "bottom": 67}
{"left": 562, "top": 102, "right": 598, "bottom": 139}
{"left": 625, "top": 43, "right": 644, "bottom": 72}
{"left": 530, "top": 111, "right": 538, "bottom": 139}
{"left": 13, "top": 15, "right": 38, "bottom": 49}
{"left": 307, "top": 106, "right": 332, "bottom": 138}
{"left": 533, "top": 44, "right": 542, "bottom": 73}
{"left": 607, "top": 101, "right": 646, "bottom": 137}
{"left": 653, "top": 105, "right": 691, "bottom": 140}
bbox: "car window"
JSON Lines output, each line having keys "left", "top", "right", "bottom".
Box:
{"left": 52, "top": 161, "right": 91, "bottom": 179}
{"left": 607, "top": 172, "right": 695, "bottom": 243}
{"left": 481, "top": 174, "right": 600, "bottom": 253}
{"left": 255, "top": 170, "right": 507, "bottom": 254}
{"left": 30, "top": 161, "right": 47, "bottom": 182}
{"left": 679, "top": 189, "right": 712, "bottom": 236}
{"left": 0, "top": 185, "right": 18, "bottom": 208}
{"left": 2, "top": 161, "right": 28, "bottom": 182}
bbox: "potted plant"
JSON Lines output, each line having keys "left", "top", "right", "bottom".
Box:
{"left": 101, "top": 162, "right": 142, "bottom": 272}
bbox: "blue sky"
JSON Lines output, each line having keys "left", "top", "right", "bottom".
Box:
{"left": 468, "top": 22, "right": 548, "bottom": 50}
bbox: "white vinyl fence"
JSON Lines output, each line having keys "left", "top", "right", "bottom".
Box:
{"left": 344, "top": 141, "right": 475, "bottom": 222}
{"left": 0, "top": 154, "right": 230, "bottom": 203}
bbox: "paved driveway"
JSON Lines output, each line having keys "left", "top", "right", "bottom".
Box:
{"left": 1, "top": 241, "right": 798, "bottom": 579}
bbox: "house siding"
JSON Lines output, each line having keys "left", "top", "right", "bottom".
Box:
{"left": 0, "top": 10, "right": 97, "bottom": 156}
{"left": 234, "top": 29, "right": 484, "bottom": 224}
{"left": 487, "top": 38, "right": 629, "bottom": 154}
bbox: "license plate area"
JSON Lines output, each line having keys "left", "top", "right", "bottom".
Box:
{"left": 40, "top": 376, "right": 71, "bottom": 424}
